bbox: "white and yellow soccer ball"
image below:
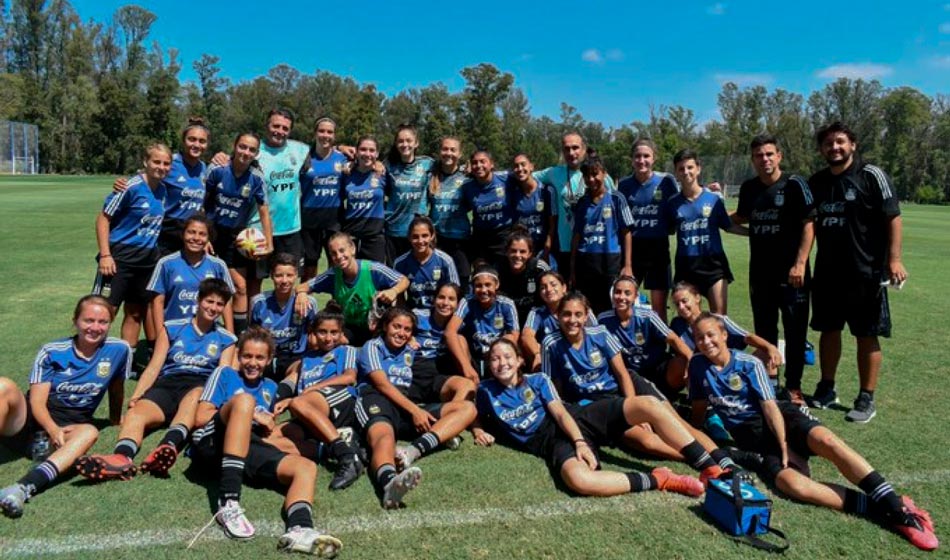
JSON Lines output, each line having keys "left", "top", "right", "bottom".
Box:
{"left": 235, "top": 227, "right": 266, "bottom": 258}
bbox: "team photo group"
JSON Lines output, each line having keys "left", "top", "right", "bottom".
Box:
{"left": 0, "top": 108, "right": 938, "bottom": 555}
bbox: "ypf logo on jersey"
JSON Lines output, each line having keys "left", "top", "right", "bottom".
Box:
{"left": 590, "top": 350, "right": 603, "bottom": 367}
{"left": 727, "top": 374, "right": 743, "bottom": 391}
{"left": 702, "top": 204, "right": 712, "bottom": 218}
{"left": 97, "top": 361, "right": 111, "bottom": 378}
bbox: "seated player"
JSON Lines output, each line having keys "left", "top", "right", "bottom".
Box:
{"left": 410, "top": 283, "right": 476, "bottom": 404}
{"left": 272, "top": 307, "right": 364, "bottom": 491}
{"left": 355, "top": 307, "right": 476, "bottom": 509}
{"left": 250, "top": 253, "right": 317, "bottom": 380}
{"left": 189, "top": 327, "right": 342, "bottom": 556}
{"left": 0, "top": 296, "right": 128, "bottom": 517}
{"left": 77, "top": 279, "right": 236, "bottom": 480}
{"left": 473, "top": 339, "right": 720, "bottom": 498}
{"left": 688, "top": 312, "right": 938, "bottom": 552}
{"left": 520, "top": 271, "right": 596, "bottom": 371}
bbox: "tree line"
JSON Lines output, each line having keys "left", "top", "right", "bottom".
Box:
{"left": 1, "top": 1, "right": 948, "bottom": 202}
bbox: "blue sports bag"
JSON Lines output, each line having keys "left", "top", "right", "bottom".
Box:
{"left": 703, "top": 476, "right": 789, "bottom": 552}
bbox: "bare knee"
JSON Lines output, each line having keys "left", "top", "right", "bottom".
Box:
{"left": 775, "top": 469, "right": 813, "bottom": 500}
{"left": 561, "top": 465, "right": 596, "bottom": 495}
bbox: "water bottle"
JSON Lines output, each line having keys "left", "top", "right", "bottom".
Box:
{"left": 30, "top": 431, "right": 51, "bottom": 462}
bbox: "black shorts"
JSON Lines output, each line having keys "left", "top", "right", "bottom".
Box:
{"left": 93, "top": 264, "right": 155, "bottom": 307}
{"left": 527, "top": 398, "right": 629, "bottom": 471}
{"left": 158, "top": 219, "right": 185, "bottom": 256}
{"left": 386, "top": 236, "right": 412, "bottom": 266}
{"left": 631, "top": 373, "right": 667, "bottom": 402}
{"left": 3, "top": 399, "right": 94, "bottom": 455}
{"left": 631, "top": 237, "right": 672, "bottom": 291}
{"left": 265, "top": 354, "right": 299, "bottom": 382}
{"left": 191, "top": 413, "right": 286, "bottom": 484}
{"left": 674, "top": 254, "right": 733, "bottom": 294}
{"left": 294, "top": 386, "right": 358, "bottom": 429}
{"left": 272, "top": 232, "right": 304, "bottom": 266}
{"left": 212, "top": 227, "right": 255, "bottom": 272}
{"left": 141, "top": 374, "right": 207, "bottom": 422}
{"left": 405, "top": 359, "right": 452, "bottom": 404}
{"left": 355, "top": 386, "right": 442, "bottom": 440}
{"left": 810, "top": 279, "right": 891, "bottom": 338}
{"left": 300, "top": 225, "right": 338, "bottom": 266}
{"left": 728, "top": 401, "right": 822, "bottom": 480}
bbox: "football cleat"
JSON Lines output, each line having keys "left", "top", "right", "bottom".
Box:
{"left": 808, "top": 385, "right": 838, "bottom": 409}
{"left": 894, "top": 496, "right": 939, "bottom": 551}
{"left": 651, "top": 467, "right": 704, "bottom": 497}
{"left": 140, "top": 443, "right": 178, "bottom": 477}
{"left": 328, "top": 455, "right": 364, "bottom": 491}
{"left": 444, "top": 435, "right": 463, "bottom": 451}
{"left": 0, "top": 483, "right": 28, "bottom": 518}
{"left": 216, "top": 499, "right": 255, "bottom": 540}
{"left": 76, "top": 453, "right": 137, "bottom": 481}
{"left": 394, "top": 446, "right": 420, "bottom": 471}
{"left": 382, "top": 466, "right": 422, "bottom": 509}
{"left": 277, "top": 526, "right": 342, "bottom": 557}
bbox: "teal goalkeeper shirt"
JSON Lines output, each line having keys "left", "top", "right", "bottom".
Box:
{"left": 251, "top": 139, "right": 310, "bottom": 236}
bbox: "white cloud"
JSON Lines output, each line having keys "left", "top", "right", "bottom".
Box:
{"left": 581, "top": 49, "right": 603, "bottom": 64}
{"left": 939, "top": 22, "right": 950, "bottom": 33}
{"left": 931, "top": 55, "right": 950, "bottom": 68}
{"left": 816, "top": 63, "right": 894, "bottom": 80}
{"left": 706, "top": 3, "right": 726, "bottom": 15}
{"left": 713, "top": 72, "right": 774, "bottom": 87}
{"left": 605, "top": 49, "right": 625, "bottom": 62}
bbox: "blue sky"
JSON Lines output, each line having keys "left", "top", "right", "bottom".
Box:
{"left": 69, "top": 0, "right": 950, "bottom": 127}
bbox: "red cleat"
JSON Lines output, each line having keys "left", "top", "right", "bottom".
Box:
{"left": 76, "top": 453, "right": 137, "bottom": 481}
{"left": 140, "top": 443, "right": 178, "bottom": 477}
{"left": 652, "top": 467, "right": 704, "bottom": 497}
{"left": 894, "top": 496, "right": 939, "bottom": 551}
{"left": 699, "top": 465, "right": 725, "bottom": 486}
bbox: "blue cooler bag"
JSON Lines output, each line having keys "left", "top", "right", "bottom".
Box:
{"left": 704, "top": 477, "right": 789, "bottom": 552}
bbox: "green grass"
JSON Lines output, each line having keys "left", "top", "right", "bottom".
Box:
{"left": 0, "top": 175, "right": 947, "bottom": 558}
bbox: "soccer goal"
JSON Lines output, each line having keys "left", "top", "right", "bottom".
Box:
{"left": 0, "top": 121, "right": 40, "bottom": 174}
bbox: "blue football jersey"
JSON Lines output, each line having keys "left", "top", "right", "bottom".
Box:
{"left": 523, "top": 305, "right": 598, "bottom": 347}
{"left": 160, "top": 320, "right": 236, "bottom": 378}
{"left": 508, "top": 180, "right": 553, "bottom": 249}
{"left": 429, "top": 170, "right": 471, "bottom": 240}
{"left": 201, "top": 366, "right": 278, "bottom": 413}
{"left": 385, "top": 156, "right": 434, "bottom": 237}
{"left": 572, "top": 191, "right": 634, "bottom": 255}
{"left": 476, "top": 373, "right": 560, "bottom": 446}
{"left": 249, "top": 291, "right": 317, "bottom": 359}
{"left": 542, "top": 326, "right": 623, "bottom": 401}
{"left": 688, "top": 350, "right": 775, "bottom": 430}
{"left": 342, "top": 169, "right": 386, "bottom": 222}
{"left": 670, "top": 314, "right": 748, "bottom": 353}
{"left": 295, "top": 346, "right": 357, "bottom": 393}
{"left": 300, "top": 148, "right": 347, "bottom": 229}
{"left": 204, "top": 164, "right": 268, "bottom": 230}
{"left": 102, "top": 175, "right": 166, "bottom": 266}
{"left": 30, "top": 337, "right": 130, "bottom": 419}
{"left": 462, "top": 174, "right": 515, "bottom": 233}
{"left": 667, "top": 189, "right": 732, "bottom": 258}
{"left": 357, "top": 336, "right": 415, "bottom": 390}
{"left": 412, "top": 308, "right": 450, "bottom": 361}
{"left": 597, "top": 308, "right": 672, "bottom": 372}
{"left": 617, "top": 172, "right": 678, "bottom": 239}
{"left": 146, "top": 252, "right": 234, "bottom": 322}
{"left": 163, "top": 153, "right": 208, "bottom": 221}
{"left": 393, "top": 249, "right": 460, "bottom": 310}
{"left": 455, "top": 295, "right": 520, "bottom": 358}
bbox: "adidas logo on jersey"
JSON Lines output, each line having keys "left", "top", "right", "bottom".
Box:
{"left": 264, "top": 317, "right": 273, "bottom": 324}
{"left": 177, "top": 175, "right": 187, "bottom": 183}
{"left": 173, "top": 275, "right": 184, "bottom": 283}
{"left": 139, "top": 201, "right": 150, "bottom": 209}
{"left": 173, "top": 340, "right": 185, "bottom": 348}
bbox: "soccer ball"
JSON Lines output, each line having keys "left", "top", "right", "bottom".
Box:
{"left": 235, "top": 227, "right": 266, "bottom": 259}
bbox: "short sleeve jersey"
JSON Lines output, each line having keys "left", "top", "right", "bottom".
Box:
{"left": 295, "top": 346, "right": 357, "bottom": 393}
{"left": 256, "top": 139, "right": 310, "bottom": 236}
{"left": 201, "top": 366, "right": 278, "bottom": 413}
{"left": 385, "top": 156, "right": 434, "bottom": 237}
{"left": 249, "top": 291, "right": 318, "bottom": 359}
{"left": 341, "top": 169, "right": 387, "bottom": 232}
{"left": 736, "top": 173, "right": 816, "bottom": 284}
{"left": 102, "top": 176, "right": 167, "bottom": 266}
{"left": 476, "top": 373, "right": 560, "bottom": 446}
{"left": 461, "top": 174, "right": 515, "bottom": 233}
{"left": 393, "top": 249, "right": 460, "bottom": 310}
{"left": 597, "top": 308, "right": 672, "bottom": 372}
{"left": 534, "top": 165, "right": 616, "bottom": 252}
{"left": 357, "top": 336, "right": 415, "bottom": 390}
{"left": 541, "top": 326, "right": 623, "bottom": 401}
{"left": 146, "top": 252, "right": 234, "bottom": 322}
{"left": 163, "top": 153, "right": 207, "bottom": 221}
{"left": 412, "top": 308, "right": 450, "bottom": 361}
{"left": 808, "top": 158, "right": 901, "bottom": 281}
{"left": 508, "top": 180, "right": 553, "bottom": 249}
{"left": 497, "top": 258, "right": 550, "bottom": 325}
{"left": 204, "top": 164, "right": 268, "bottom": 230}
{"left": 31, "top": 337, "right": 130, "bottom": 419}
{"left": 617, "top": 172, "right": 679, "bottom": 239}
{"left": 159, "top": 320, "right": 237, "bottom": 378}
{"left": 688, "top": 350, "right": 774, "bottom": 430}
{"left": 670, "top": 314, "right": 747, "bottom": 352}
{"left": 455, "top": 295, "right": 520, "bottom": 358}
{"left": 572, "top": 191, "right": 634, "bottom": 255}
{"left": 428, "top": 170, "right": 471, "bottom": 240}
{"left": 666, "top": 189, "right": 732, "bottom": 259}
{"left": 523, "top": 305, "right": 597, "bottom": 347}
{"left": 300, "top": 148, "right": 348, "bottom": 229}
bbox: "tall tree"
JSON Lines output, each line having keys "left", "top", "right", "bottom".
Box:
{"left": 460, "top": 63, "right": 513, "bottom": 158}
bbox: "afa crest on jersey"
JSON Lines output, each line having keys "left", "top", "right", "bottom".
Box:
{"left": 241, "top": 185, "right": 251, "bottom": 198}
{"left": 404, "top": 353, "right": 412, "bottom": 366}
{"left": 433, "top": 269, "right": 442, "bottom": 281}
{"left": 207, "top": 343, "right": 218, "bottom": 357}
{"left": 370, "top": 176, "right": 380, "bottom": 188}
{"left": 97, "top": 361, "right": 111, "bottom": 378}
{"left": 527, "top": 279, "right": 536, "bottom": 293}
{"left": 495, "top": 186, "right": 505, "bottom": 199}
{"left": 368, "top": 404, "right": 381, "bottom": 414}
{"left": 727, "top": 374, "right": 743, "bottom": 391}
{"left": 590, "top": 350, "right": 603, "bottom": 367}
{"left": 333, "top": 162, "right": 343, "bottom": 173}
{"left": 844, "top": 189, "right": 856, "bottom": 201}
{"left": 774, "top": 192, "right": 784, "bottom": 207}
{"left": 653, "top": 188, "right": 663, "bottom": 201}
{"left": 523, "top": 388, "right": 535, "bottom": 403}
{"left": 603, "top": 206, "right": 612, "bottom": 219}
{"left": 493, "top": 314, "right": 505, "bottom": 330}
{"left": 414, "top": 166, "right": 424, "bottom": 177}
{"left": 535, "top": 200, "right": 544, "bottom": 212}
{"left": 323, "top": 352, "right": 334, "bottom": 363}
{"left": 263, "top": 390, "right": 273, "bottom": 405}
{"left": 702, "top": 204, "right": 712, "bottom": 218}
{"left": 635, "top": 331, "right": 645, "bottom": 346}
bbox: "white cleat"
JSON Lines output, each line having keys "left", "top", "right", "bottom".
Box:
{"left": 277, "top": 526, "right": 343, "bottom": 557}
{"left": 382, "top": 466, "right": 422, "bottom": 509}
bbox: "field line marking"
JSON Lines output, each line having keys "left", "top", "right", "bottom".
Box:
{"left": 1, "top": 469, "right": 948, "bottom": 557}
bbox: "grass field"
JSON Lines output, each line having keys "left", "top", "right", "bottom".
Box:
{"left": 0, "top": 175, "right": 947, "bottom": 559}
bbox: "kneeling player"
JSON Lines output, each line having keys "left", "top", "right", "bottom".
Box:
{"left": 78, "top": 279, "right": 236, "bottom": 480}
{"left": 0, "top": 296, "right": 128, "bottom": 517}
{"left": 474, "top": 339, "right": 719, "bottom": 498}
{"left": 356, "top": 307, "right": 476, "bottom": 509}
{"left": 273, "top": 309, "right": 364, "bottom": 491}
{"left": 688, "top": 313, "right": 938, "bottom": 551}
{"left": 190, "top": 327, "right": 342, "bottom": 556}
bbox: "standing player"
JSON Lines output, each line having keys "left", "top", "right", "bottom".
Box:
{"left": 508, "top": 153, "right": 555, "bottom": 262}
{"left": 0, "top": 296, "right": 128, "bottom": 518}
{"left": 340, "top": 137, "right": 388, "bottom": 263}
{"left": 204, "top": 132, "right": 274, "bottom": 335}
{"left": 94, "top": 143, "right": 171, "bottom": 350}
{"left": 460, "top": 150, "right": 515, "bottom": 264}
{"left": 250, "top": 253, "right": 318, "bottom": 380}
{"left": 428, "top": 137, "right": 472, "bottom": 292}
{"left": 299, "top": 117, "right": 348, "bottom": 281}
{"left": 617, "top": 139, "right": 679, "bottom": 321}
{"left": 147, "top": 214, "right": 235, "bottom": 332}
{"left": 385, "top": 124, "right": 434, "bottom": 262}
{"left": 393, "top": 216, "right": 459, "bottom": 311}
{"left": 689, "top": 313, "right": 937, "bottom": 551}
{"left": 190, "top": 327, "right": 343, "bottom": 555}
{"left": 807, "top": 122, "right": 908, "bottom": 423}
{"left": 732, "top": 134, "right": 815, "bottom": 405}
{"left": 666, "top": 149, "right": 743, "bottom": 314}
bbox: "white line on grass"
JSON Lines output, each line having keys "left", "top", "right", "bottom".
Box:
{"left": 2, "top": 469, "right": 947, "bottom": 557}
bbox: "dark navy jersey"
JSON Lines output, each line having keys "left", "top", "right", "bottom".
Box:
{"left": 617, "top": 172, "right": 678, "bottom": 239}
{"left": 597, "top": 308, "right": 672, "bottom": 372}
{"left": 429, "top": 170, "right": 471, "bottom": 240}
{"left": 523, "top": 305, "right": 596, "bottom": 346}
{"left": 386, "top": 156, "right": 434, "bottom": 237}
{"left": 160, "top": 319, "right": 236, "bottom": 378}
{"left": 476, "top": 373, "right": 560, "bottom": 446}
{"left": 670, "top": 314, "right": 747, "bottom": 352}
{"left": 103, "top": 175, "right": 166, "bottom": 266}
{"left": 204, "top": 163, "right": 268, "bottom": 230}
{"left": 163, "top": 153, "right": 207, "bottom": 221}
{"left": 295, "top": 346, "right": 357, "bottom": 393}
{"left": 497, "top": 258, "right": 550, "bottom": 325}
{"left": 412, "top": 308, "right": 450, "bottom": 361}
{"left": 688, "top": 349, "right": 774, "bottom": 430}
{"left": 393, "top": 249, "right": 460, "bottom": 310}
{"left": 249, "top": 291, "right": 318, "bottom": 359}
{"left": 358, "top": 336, "right": 415, "bottom": 390}
{"left": 341, "top": 169, "right": 386, "bottom": 235}
{"left": 146, "top": 252, "right": 234, "bottom": 322}
{"left": 300, "top": 148, "right": 347, "bottom": 229}
{"left": 541, "top": 325, "right": 623, "bottom": 401}
{"left": 201, "top": 366, "right": 278, "bottom": 413}
{"left": 666, "top": 189, "right": 732, "bottom": 259}
{"left": 462, "top": 174, "right": 515, "bottom": 233}
{"left": 455, "top": 295, "right": 520, "bottom": 358}
{"left": 31, "top": 337, "right": 130, "bottom": 419}
{"left": 572, "top": 191, "right": 633, "bottom": 255}
{"left": 508, "top": 180, "right": 553, "bottom": 249}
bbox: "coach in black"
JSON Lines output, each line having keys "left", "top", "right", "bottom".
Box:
{"left": 806, "top": 122, "right": 907, "bottom": 423}
{"left": 732, "top": 134, "right": 815, "bottom": 406}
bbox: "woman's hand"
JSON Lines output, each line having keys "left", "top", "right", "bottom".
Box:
{"left": 575, "top": 440, "right": 598, "bottom": 470}
{"left": 473, "top": 428, "right": 495, "bottom": 447}
{"left": 411, "top": 405, "right": 437, "bottom": 433}
{"left": 98, "top": 255, "right": 116, "bottom": 276}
